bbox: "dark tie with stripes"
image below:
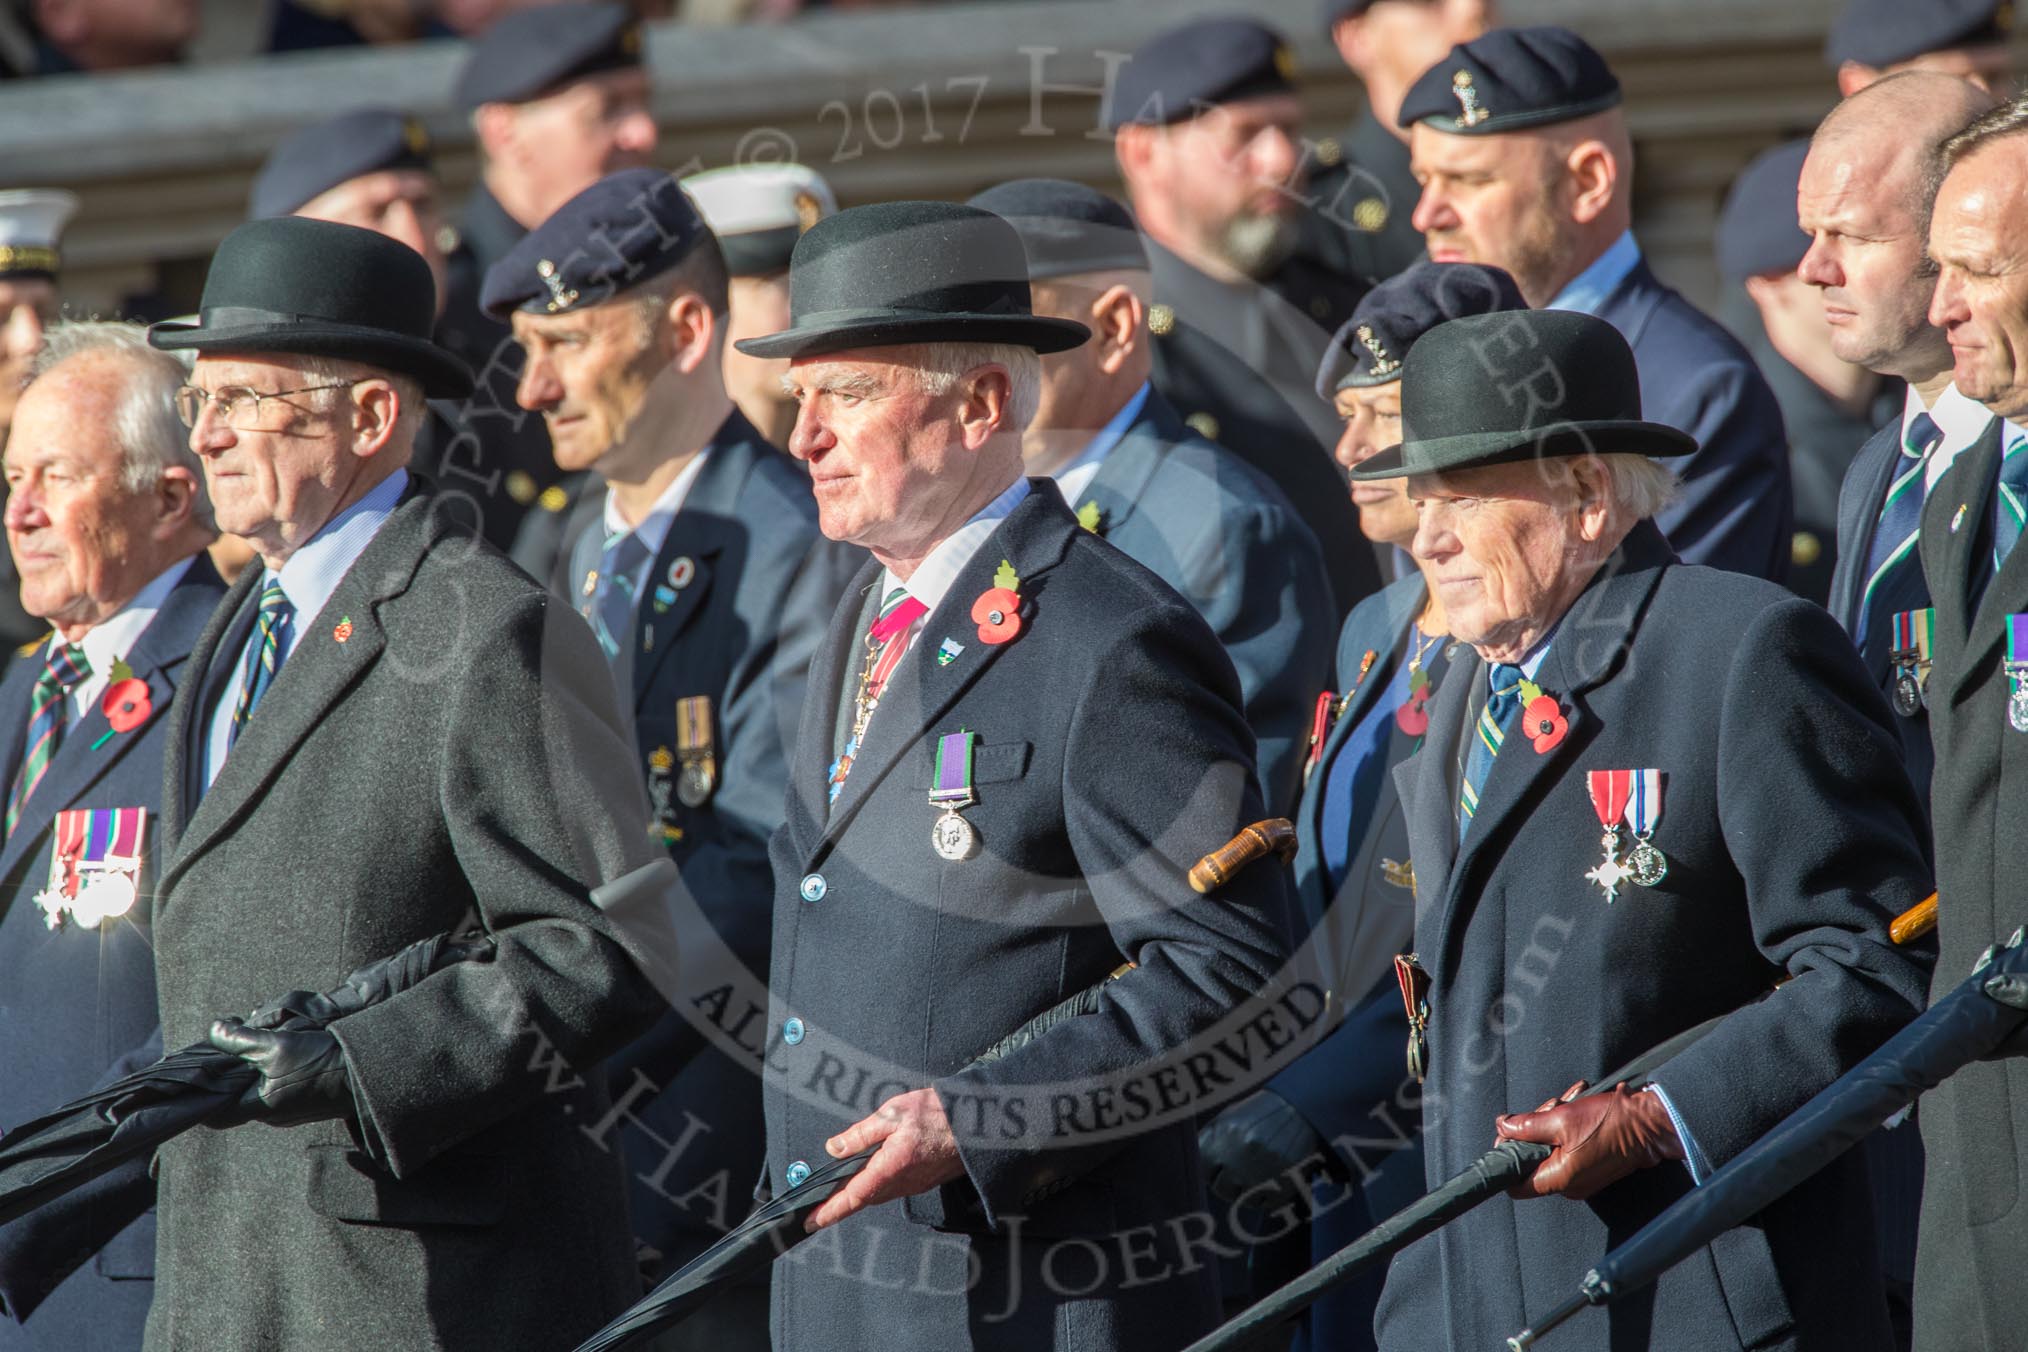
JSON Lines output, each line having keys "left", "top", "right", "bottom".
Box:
{"left": 1457, "top": 662, "right": 1524, "bottom": 843}
{"left": 229, "top": 579, "right": 293, "bottom": 749}
{"left": 5, "top": 644, "right": 92, "bottom": 839}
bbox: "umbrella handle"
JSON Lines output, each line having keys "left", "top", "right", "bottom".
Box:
{"left": 1508, "top": 1292, "right": 1590, "bottom": 1350}
{"left": 1891, "top": 893, "right": 1939, "bottom": 945}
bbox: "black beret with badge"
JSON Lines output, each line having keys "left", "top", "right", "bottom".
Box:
{"left": 1103, "top": 16, "right": 1298, "bottom": 131}
{"left": 1397, "top": 25, "right": 1622, "bottom": 136}
{"left": 480, "top": 167, "right": 709, "bottom": 319}
{"left": 1349, "top": 309, "right": 1694, "bottom": 480}
{"left": 249, "top": 109, "right": 433, "bottom": 220}
{"left": 965, "top": 178, "right": 1149, "bottom": 280}
{"left": 1315, "top": 260, "right": 1527, "bottom": 398}
{"left": 681, "top": 163, "right": 835, "bottom": 278}
{"left": 733, "top": 200, "right": 1089, "bottom": 360}
{"left": 453, "top": 0, "right": 645, "bottom": 110}
{"left": 1826, "top": 0, "right": 2011, "bottom": 68}
{"left": 1715, "top": 139, "right": 1813, "bottom": 288}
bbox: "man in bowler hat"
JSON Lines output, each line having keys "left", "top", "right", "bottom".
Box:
{"left": 1352, "top": 309, "right": 1930, "bottom": 1352}
{"left": 743, "top": 200, "right": 1293, "bottom": 1351}
{"left": 482, "top": 167, "right": 858, "bottom": 1350}
{"left": 1403, "top": 25, "right": 1794, "bottom": 581}
{"left": 140, "top": 217, "right": 668, "bottom": 1351}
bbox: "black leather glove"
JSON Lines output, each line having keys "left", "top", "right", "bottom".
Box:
{"left": 208, "top": 1019, "right": 355, "bottom": 1127}
{"left": 1198, "top": 1089, "right": 1329, "bottom": 1207}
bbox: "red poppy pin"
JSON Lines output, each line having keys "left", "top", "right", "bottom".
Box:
{"left": 100, "top": 677, "right": 151, "bottom": 736}
{"left": 1516, "top": 679, "right": 1567, "bottom": 753}
{"left": 333, "top": 615, "right": 354, "bottom": 643}
{"left": 971, "top": 560, "right": 1023, "bottom": 645}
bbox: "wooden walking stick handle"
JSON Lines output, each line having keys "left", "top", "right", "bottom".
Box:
{"left": 1189, "top": 819, "right": 1297, "bottom": 894}
{"left": 1891, "top": 892, "right": 1940, "bottom": 945}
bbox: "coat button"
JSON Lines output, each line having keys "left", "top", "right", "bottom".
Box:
{"left": 783, "top": 1017, "right": 806, "bottom": 1045}
{"left": 799, "top": 873, "right": 827, "bottom": 903}
{"left": 786, "top": 1160, "right": 811, "bottom": 1188}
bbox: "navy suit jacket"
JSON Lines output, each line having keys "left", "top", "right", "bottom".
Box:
{"left": 1376, "top": 521, "right": 1930, "bottom": 1352}
{"left": 1595, "top": 261, "right": 1794, "bottom": 583}
{"left": 1828, "top": 418, "right": 1943, "bottom": 814}
{"left": 1080, "top": 389, "right": 1334, "bottom": 816}
{"left": 572, "top": 414, "right": 861, "bottom": 1273}
{"left": 762, "top": 485, "right": 1292, "bottom": 1352}
{"left": 0, "top": 555, "right": 225, "bottom": 1350}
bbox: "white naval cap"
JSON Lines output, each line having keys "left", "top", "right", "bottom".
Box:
{"left": 680, "top": 164, "right": 837, "bottom": 277}
{"left": 0, "top": 189, "right": 79, "bottom": 281}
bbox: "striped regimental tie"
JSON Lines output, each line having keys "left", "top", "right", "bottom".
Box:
{"left": 4, "top": 644, "right": 92, "bottom": 838}
{"left": 1993, "top": 430, "right": 2028, "bottom": 574}
{"left": 581, "top": 530, "right": 653, "bottom": 665}
{"left": 1456, "top": 662, "right": 1524, "bottom": 844}
{"left": 229, "top": 579, "right": 294, "bottom": 749}
{"left": 1856, "top": 411, "right": 1943, "bottom": 652}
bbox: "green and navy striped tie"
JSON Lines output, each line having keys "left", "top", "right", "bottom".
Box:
{"left": 230, "top": 579, "right": 293, "bottom": 748}
{"left": 1993, "top": 431, "right": 2028, "bottom": 573}
{"left": 583, "top": 530, "right": 652, "bottom": 664}
{"left": 4, "top": 644, "right": 91, "bottom": 838}
{"left": 1856, "top": 411, "right": 1943, "bottom": 650}
{"left": 1457, "top": 663, "right": 1524, "bottom": 843}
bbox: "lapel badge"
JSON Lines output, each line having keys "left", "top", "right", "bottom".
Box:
{"left": 333, "top": 615, "right": 353, "bottom": 643}
{"left": 652, "top": 584, "right": 676, "bottom": 614}
{"left": 667, "top": 556, "right": 697, "bottom": 590}
{"left": 1516, "top": 678, "right": 1568, "bottom": 753}
{"left": 536, "top": 259, "right": 579, "bottom": 313}
{"left": 1951, "top": 503, "right": 1969, "bottom": 533}
{"left": 1380, "top": 857, "right": 1416, "bottom": 892}
{"left": 1355, "top": 325, "right": 1401, "bottom": 378}
{"left": 1076, "top": 500, "right": 1104, "bottom": 534}
{"left": 936, "top": 637, "right": 964, "bottom": 666}
{"left": 1452, "top": 69, "right": 1489, "bottom": 127}
{"left": 581, "top": 568, "right": 600, "bottom": 598}
{"left": 971, "top": 560, "right": 1024, "bottom": 645}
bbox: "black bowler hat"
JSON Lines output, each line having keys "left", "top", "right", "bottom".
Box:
{"left": 1716, "top": 140, "right": 1812, "bottom": 287}
{"left": 149, "top": 217, "right": 473, "bottom": 399}
{"left": 733, "top": 201, "right": 1089, "bottom": 360}
{"left": 481, "top": 167, "right": 709, "bottom": 318}
{"left": 1317, "top": 260, "right": 1527, "bottom": 398}
{"left": 1104, "top": 17, "right": 1297, "bottom": 131}
{"left": 454, "top": 1, "right": 644, "bottom": 110}
{"left": 1398, "top": 26, "right": 1621, "bottom": 135}
{"left": 965, "top": 179, "right": 1148, "bottom": 280}
{"left": 1826, "top": 0, "right": 2010, "bottom": 68}
{"left": 1348, "top": 310, "right": 1693, "bottom": 480}
{"left": 250, "top": 109, "right": 433, "bottom": 220}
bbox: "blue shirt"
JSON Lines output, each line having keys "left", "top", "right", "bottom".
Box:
{"left": 204, "top": 470, "right": 409, "bottom": 788}
{"left": 1546, "top": 229, "right": 1642, "bottom": 318}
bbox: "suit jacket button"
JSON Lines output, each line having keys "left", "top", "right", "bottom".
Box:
{"left": 799, "top": 873, "right": 827, "bottom": 903}
{"left": 783, "top": 1017, "right": 806, "bottom": 1045}
{"left": 786, "top": 1160, "right": 812, "bottom": 1188}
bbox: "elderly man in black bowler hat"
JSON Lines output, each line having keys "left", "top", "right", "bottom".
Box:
{"left": 1403, "top": 25, "right": 1794, "bottom": 584}
{"left": 1827, "top": 0, "right": 2014, "bottom": 95}
{"left": 1111, "top": 16, "right": 1384, "bottom": 622}
{"left": 139, "top": 216, "right": 671, "bottom": 1351}
{"left": 740, "top": 199, "right": 1294, "bottom": 1351}
{"left": 1346, "top": 308, "right": 1930, "bottom": 1352}
{"left": 966, "top": 177, "right": 1334, "bottom": 818}
{"left": 481, "top": 167, "right": 858, "bottom": 1350}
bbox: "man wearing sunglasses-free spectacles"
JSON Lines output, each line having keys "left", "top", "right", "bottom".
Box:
{"left": 171, "top": 380, "right": 362, "bottom": 433}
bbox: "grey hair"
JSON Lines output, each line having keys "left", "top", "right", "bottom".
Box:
{"left": 293, "top": 356, "right": 428, "bottom": 447}
{"left": 1598, "top": 452, "right": 1679, "bottom": 521}
{"left": 893, "top": 341, "right": 1043, "bottom": 435}
{"left": 27, "top": 320, "right": 215, "bottom": 532}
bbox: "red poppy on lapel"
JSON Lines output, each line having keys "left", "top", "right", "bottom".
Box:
{"left": 101, "top": 678, "right": 151, "bottom": 733}
{"left": 1522, "top": 692, "right": 1567, "bottom": 753}
{"left": 1396, "top": 685, "right": 1432, "bottom": 736}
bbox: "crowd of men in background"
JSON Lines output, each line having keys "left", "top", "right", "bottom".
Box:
{"left": 0, "top": 0, "right": 2024, "bottom": 1350}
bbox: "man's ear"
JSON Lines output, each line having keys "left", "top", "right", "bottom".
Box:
{"left": 473, "top": 102, "right": 518, "bottom": 164}
{"left": 1564, "top": 139, "right": 1619, "bottom": 227}
{"left": 154, "top": 464, "right": 205, "bottom": 537}
{"left": 351, "top": 380, "right": 403, "bottom": 459}
{"left": 1091, "top": 284, "right": 1144, "bottom": 376}
{"left": 666, "top": 293, "right": 719, "bottom": 375}
{"left": 1115, "top": 123, "right": 1157, "bottom": 188}
{"left": 1571, "top": 455, "right": 1615, "bottom": 543}
{"left": 956, "top": 365, "right": 1014, "bottom": 450}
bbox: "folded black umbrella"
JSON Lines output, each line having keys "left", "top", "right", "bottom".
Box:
{"left": 1509, "top": 925, "right": 2028, "bottom": 1350}
{"left": 1181, "top": 1004, "right": 1747, "bottom": 1352}
{"left": 0, "top": 927, "right": 491, "bottom": 1229}
{"left": 570, "top": 974, "right": 1119, "bottom": 1352}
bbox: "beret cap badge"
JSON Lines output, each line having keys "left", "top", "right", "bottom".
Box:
{"left": 1452, "top": 70, "right": 1489, "bottom": 127}
{"left": 794, "top": 190, "right": 823, "bottom": 232}
{"left": 535, "top": 259, "right": 580, "bottom": 313}
{"left": 1355, "top": 324, "right": 1401, "bottom": 378}
{"left": 1272, "top": 44, "right": 1295, "bottom": 81}
{"left": 402, "top": 119, "right": 429, "bottom": 155}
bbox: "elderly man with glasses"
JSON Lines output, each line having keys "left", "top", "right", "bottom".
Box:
{"left": 138, "top": 216, "right": 673, "bottom": 1352}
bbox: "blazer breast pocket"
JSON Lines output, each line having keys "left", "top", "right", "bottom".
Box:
{"left": 970, "top": 741, "right": 1033, "bottom": 785}
{"left": 304, "top": 1145, "right": 506, "bottom": 1229}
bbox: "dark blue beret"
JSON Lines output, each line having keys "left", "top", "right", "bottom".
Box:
{"left": 1826, "top": 0, "right": 2010, "bottom": 68}
{"left": 1715, "top": 140, "right": 1812, "bottom": 286}
{"left": 480, "top": 167, "right": 708, "bottom": 319}
{"left": 1398, "top": 25, "right": 1621, "bottom": 136}
{"left": 453, "top": 1, "right": 644, "bottom": 111}
{"left": 249, "top": 110, "right": 433, "bottom": 220}
{"left": 1316, "top": 260, "right": 1527, "bottom": 397}
{"left": 1318, "top": 0, "right": 1377, "bottom": 29}
{"left": 966, "top": 179, "right": 1148, "bottom": 280}
{"left": 1104, "top": 16, "right": 1297, "bottom": 132}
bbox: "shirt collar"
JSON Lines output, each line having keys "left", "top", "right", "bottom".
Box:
{"left": 60, "top": 554, "right": 195, "bottom": 675}
{"left": 1484, "top": 621, "right": 1559, "bottom": 687}
{"left": 271, "top": 469, "right": 408, "bottom": 632}
{"left": 602, "top": 449, "right": 712, "bottom": 561}
{"left": 1546, "top": 230, "right": 1642, "bottom": 317}
{"left": 1053, "top": 382, "right": 1150, "bottom": 506}
{"left": 881, "top": 476, "right": 1032, "bottom": 616}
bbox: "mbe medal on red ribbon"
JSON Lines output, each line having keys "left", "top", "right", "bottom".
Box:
{"left": 33, "top": 807, "right": 147, "bottom": 931}
{"left": 1584, "top": 769, "right": 1632, "bottom": 903}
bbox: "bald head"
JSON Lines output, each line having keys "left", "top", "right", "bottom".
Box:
{"left": 1797, "top": 71, "right": 1997, "bottom": 384}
